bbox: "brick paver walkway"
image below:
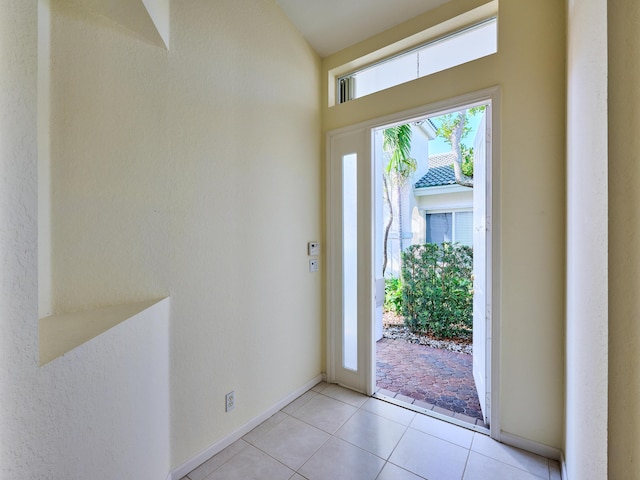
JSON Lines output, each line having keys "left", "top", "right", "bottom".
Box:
{"left": 376, "top": 337, "right": 485, "bottom": 424}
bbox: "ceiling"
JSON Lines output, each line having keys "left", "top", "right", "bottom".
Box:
{"left": 275, "top": 0, "right": 452, "bottom": 58}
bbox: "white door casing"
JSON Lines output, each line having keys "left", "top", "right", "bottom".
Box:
{"left": 326, "top": 91, "right": 499, "bottom": 436}
{"left": 326, "top": 127, "right": 374, "bottom": 393}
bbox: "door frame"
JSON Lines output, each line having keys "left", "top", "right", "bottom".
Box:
{"left": 326, "top": 87, "right": 502, "bottom": 437}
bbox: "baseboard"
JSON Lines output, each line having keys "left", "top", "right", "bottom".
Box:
{"left": 560, "top": 452, "right": 568, "bottom": 480}
{"left": 499, "top": 431, "right": 563, "bottom": 461}
{"left": 167, "top": 374, "right": 324, "bottom": 480}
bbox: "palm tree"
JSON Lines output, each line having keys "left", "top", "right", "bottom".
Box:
{"left": 382, "top": 124, "right": 416, "bottom": 276}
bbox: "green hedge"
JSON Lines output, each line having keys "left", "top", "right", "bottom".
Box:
{"left": 384, "top": 276, "right": 403, "bottom": 313}
{"left": 401, "top": 243, "right": 473, "bottom": 339}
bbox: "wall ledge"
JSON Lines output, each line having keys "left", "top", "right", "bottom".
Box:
{"left": 39, "top": 298, "right": 167, "bottom": 366}
{"left": 73, "top": 0, "right": 169, "bottom": 49}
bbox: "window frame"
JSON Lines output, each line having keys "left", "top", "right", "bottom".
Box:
{"left": 425, "top": 208, "right": 473, "bottom": 247}
{"left": 336, "top": 17, "right": 497, "bottom": 104}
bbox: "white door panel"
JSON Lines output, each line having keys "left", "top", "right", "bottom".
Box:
{"left": 327, "top": 128, "right": 374, "bottom": 393}
{"left": 473, "top": 108, "right": 490, "bottom": 425}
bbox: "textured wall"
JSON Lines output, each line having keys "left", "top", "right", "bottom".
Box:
{"left": 1, "top": 0, "right": 321, "bottom": 476}
{"left": 0, "top": 0, "right": 42, "bottom": 476}
{"left": 608, "top": 0, "right": 640, "bottom": 478}
{"left": 47, "top": 0, "right": 322, "bottom": 469}
{"left": 322, "top": 0, "right": 566, "bottom": 449}
{"left": 1, "top": 8, "right": 171, "bottom": 477}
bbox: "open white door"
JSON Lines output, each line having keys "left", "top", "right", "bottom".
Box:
{"left": 326, "top": 127, "right": 375, "bottom": 395}
{"left": 472, "top": 108, "right": 490, "bottom": 425}
{"left": 326, "top": 92, "right": 497, "bottom": 424}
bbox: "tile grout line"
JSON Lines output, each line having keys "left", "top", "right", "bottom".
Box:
{"left": 186, "top": 384, "right": 553, "bottom": 480}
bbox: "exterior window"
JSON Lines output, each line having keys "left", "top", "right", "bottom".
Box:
{"left": 337, "top": 18, "right": 497, "bottom": 104}
{"left": 426, "top": 211, "right": 473, "bottom": 247}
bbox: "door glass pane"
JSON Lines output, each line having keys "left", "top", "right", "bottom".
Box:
{"left": 342, "top": 153, "right": 358, "bottom": 371}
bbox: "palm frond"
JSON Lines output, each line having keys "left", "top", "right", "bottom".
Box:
{"left": 383, "top": 124, "right": 415, "bottom": 178}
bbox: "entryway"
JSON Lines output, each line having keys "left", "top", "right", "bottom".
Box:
{"left": 371, "top": 101, "right": 490, "bottom": 429}
{"left": 326, "top": 90, "right": 498, "bottom": 435}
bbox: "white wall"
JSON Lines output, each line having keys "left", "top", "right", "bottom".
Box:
{"left": 565, "top": 0, "right": 609, "bottom": 477}
{"left": 1, "top": 0, "right": 322, "bottom": 477}
{"left": 323, "top": 0, "right": 566, "bottom": 450}
{"left": 416, "top": 190, "right": 473, "bottom": 212}
{"left": 39, "top": 300, "right": 171, "bottom": 479}
{"left": 47, "top": 0, "right": 322, "bottom": 469}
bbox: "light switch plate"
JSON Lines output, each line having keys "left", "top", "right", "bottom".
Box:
{"left": 308, "top": 242, "right": 320, "bottom": 256}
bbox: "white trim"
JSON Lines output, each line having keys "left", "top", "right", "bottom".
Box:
{"left": 414, "top": 184, "right": 473, "bottom": 196}
{"left": 326, "top": 88, "right": 498, "bottom": 135}
{"left": 325, "top": 128, "right": 372, "bottom": 393}
{"left": 561, "top": 452, "right": 569, "bottom": 480}
{"left": 325, "top": 86, "right": 501, "bottom": 437}
{"left": 499, "top": 431, "right": 563, "bottom": 462}
{"left": 416, "top": 120, "right": 437, "bottom": 140}
{"left": 422, "top": 207, "right": 473, "bottom": 214}
{"left": 487, "top": 90, "right": 501, "bottom": 440}
{"left": 328, "top": 3, "right": 499, "bottom": 106}
{"left": 167, "top": 374, "right": 324, "bottom": 480}
{"left": 325, "top": 131, "right": 335, "bottom": 385}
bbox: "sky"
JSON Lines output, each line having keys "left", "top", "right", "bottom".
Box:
{"left": 427, "top": 110, "right": 484, "bottom": 155}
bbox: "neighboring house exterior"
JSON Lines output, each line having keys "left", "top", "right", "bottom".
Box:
{"left": 380, "top": 121, "right": 435, "bottom": 278}
{"left": 412, "top": 151, "right": 473, "bottom": 249}
{"left": 383, "top": 149, "right": 476, "bottom": 278}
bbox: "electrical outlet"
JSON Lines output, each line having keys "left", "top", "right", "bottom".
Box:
{"left": 225, "top": 391, "right": 235, "bottom": 412}
{"left": 309, "top": 259, "right": 319, "bottom": 273}
{"left": 308, "top": 242, "right": 320, "bottom": 256}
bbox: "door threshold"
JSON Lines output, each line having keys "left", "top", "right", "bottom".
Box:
{"left": 372, "top": 392, "right": 490, "bottom": 435}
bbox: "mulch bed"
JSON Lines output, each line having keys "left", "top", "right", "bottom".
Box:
{"left": 382, "top": 311, "right": 472, "bottom": 355}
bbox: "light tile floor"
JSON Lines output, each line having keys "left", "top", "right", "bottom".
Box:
{"left": 182, "top": 382, "right": 562, "bottom": 480}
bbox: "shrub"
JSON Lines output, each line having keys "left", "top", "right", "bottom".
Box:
{"left": 401, "top": 242, "right": 473, "bottom": 339}
{"left": 384, "top": 276, "right": 403, "bottom": 313}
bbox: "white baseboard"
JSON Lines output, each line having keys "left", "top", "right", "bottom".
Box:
{"left": 560, "top": 452, "right": 568, "bottom": 480}
{"left": 499, "top": 431, "right": 563, "bottom": 461}
{"left": 167, "top": 374, "right": 324, "bottom": 480}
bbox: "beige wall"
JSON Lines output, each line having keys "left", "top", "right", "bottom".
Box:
{"left": 608, "top": 0, "right": 640, "bottom": 478}
{"left": 10, "top": 0, "right": 640, "bottom": 476}
{"left": 323, "top": 0, "right": 566, "bottom": 450}
{"left": 0, "top": 0, "right": 323, "bottom": 475}
{"left": 47, "top": 0, "right": 323, "bottom": 468}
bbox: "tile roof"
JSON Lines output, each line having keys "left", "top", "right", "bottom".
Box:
{"left": 414, "top": 152, "right": 459, "bottom": 189}
{"left": 414, "top": 165, "right": 456, "bottom": 188}
{"left": 428, "top": 151, "right": 458, "bottom": 168}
